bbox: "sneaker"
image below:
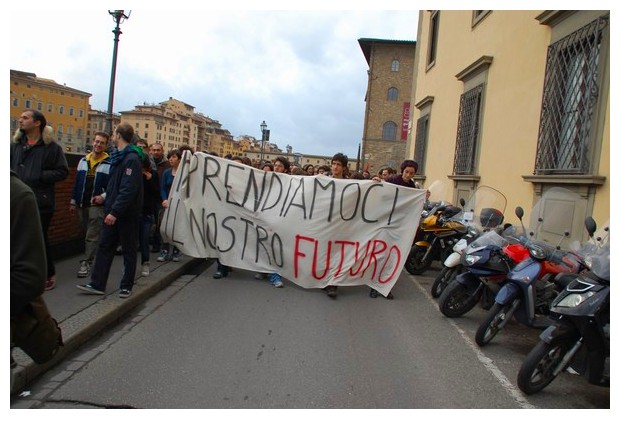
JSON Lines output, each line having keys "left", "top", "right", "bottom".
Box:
{"left": 77, "top": 260, "right": 90, "bottom": 278}
{"left": 172, "top": 250, "right": 180, "bottom": 262}
{"left": 44, "top": 276, "right": 56, "bottom": 291}
{"left": 270, "top": 273, "right": 284, "bottom": 288}
{"left": 254, "top": 273, "right": 267, "bottom": 280}
{"left": 76, "top": 283, "right": 105, "bottom": 295}
{"left": 157, "top": 250, "right": 169, "bottom": 262}
{"left": 141, "top": 261, "right": 150, "bottom": 276}
{"left": 119, "top": 289, "right": 132, "bottom": 299}
{"left": 325, "top": 285, "right": 338, "bottom": 298}
{"left": 213, "top": 271, "right": 227, "bottom": 279}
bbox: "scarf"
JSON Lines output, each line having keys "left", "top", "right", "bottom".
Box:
{"left": 108, "top": 144, "right": 146, "bottom": 166}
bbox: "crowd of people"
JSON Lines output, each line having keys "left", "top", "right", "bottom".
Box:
{"left": 213, "top": 152, "right": 422, "bottom": 301}
{"left": 10, "top": 109, "right": 422, "bottom": 304}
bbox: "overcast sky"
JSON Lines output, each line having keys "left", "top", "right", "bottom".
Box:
{"left": 8, "top": 6, "right": 419, "bottom": 158}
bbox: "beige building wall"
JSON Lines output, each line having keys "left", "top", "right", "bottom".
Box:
{"left": 121, "top": 97, "right": 212, "bottom": 154}
{"left": 87, "top": 108, "right": 120, "bottom": 147}
{"left": 408, "top": 10, "right": 610, "bottom": 240}
{"left": 10, "top": 70, "right": 91, "bottom": 153}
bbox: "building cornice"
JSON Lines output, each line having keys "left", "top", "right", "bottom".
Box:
{"left": 535, "top": 11, "right": 577, "bottom": 27}
{"left": 455, "top": 56, "right": 493, "bottom": 82}
{"left": 414, "top": 96, "right": 435, "bottom": 110}
{"left": 522, "top": 174, "right": 606, "bottom": 186}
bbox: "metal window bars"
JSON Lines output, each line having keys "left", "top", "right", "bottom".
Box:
{"left": 535, "top": 14, "right": 608, "bottom": 175}
{"left": 413, "top": 114, "right": 429, "bottom": 174}
{"left": 453, "top": 84, "right": 484, "bottom": 175}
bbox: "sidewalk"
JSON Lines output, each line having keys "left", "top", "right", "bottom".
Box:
{"left": 10, "top": 251, "right": 208, "bottom": 396}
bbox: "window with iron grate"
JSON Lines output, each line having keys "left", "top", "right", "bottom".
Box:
{"left": 534, "top": 15, "right": 608, "bottom": 175}
{"left": 413, "top": 114, "right": 429, "bottom": 175}
{"left": 453, "top": 84, "right": 484, "bottom": 175}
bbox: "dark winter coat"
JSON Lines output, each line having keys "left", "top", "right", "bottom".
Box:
{"left": 10, "top": 128, "right": 69, "bottom": 214}
{"left": 104, "top": 146, "right": 144, "bottom": 219}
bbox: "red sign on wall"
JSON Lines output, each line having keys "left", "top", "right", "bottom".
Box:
{"left": 401, "top": 102, "right": 410, "bottom": 141}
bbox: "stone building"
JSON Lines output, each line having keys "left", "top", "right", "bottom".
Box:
{"left": 358, "top": 39, "right": 416, "bottom": 176}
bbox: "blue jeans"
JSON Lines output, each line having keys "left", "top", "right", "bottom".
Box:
{"left": 90, "top": 214, "right": 139, "bottom": 291}
{"left": 216, "top": 260, "right": 229, "bottom": 274}
{"left": 139, "top": 214, "right": 154, "bottom": 264}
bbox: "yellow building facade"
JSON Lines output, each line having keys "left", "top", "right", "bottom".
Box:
{"left": 10, "top": 70, "right": 91, "bottom": 153}
{"left": 408, "top": 10, "right": 610, "bottom": 242}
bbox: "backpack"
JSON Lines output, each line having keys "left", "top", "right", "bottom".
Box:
{"left": 11, "top": 295, "right": 63, "bottom": 364}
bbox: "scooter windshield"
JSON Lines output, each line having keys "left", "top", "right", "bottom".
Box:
{"left": 448, "top": 185, "right": 508, "bottom": 232}
{"left": 586, "top": 243, "right": 610, "bottom": 281}
{"left": 464, "top": 230, "right": 508, "bottom": 255}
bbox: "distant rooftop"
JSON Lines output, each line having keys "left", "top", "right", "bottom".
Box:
{"left": 10, "top": 69, "right": 91, "bottom": 97}
{"left": 358, "top": 38, "right": 416, "bottom": 65}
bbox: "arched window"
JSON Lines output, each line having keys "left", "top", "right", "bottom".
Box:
{"left": 387, "top": 87, "right": 399, "bottom": 101}
{"left": 382, "top": 122, "right": 397, "bottom": 141}
{"left": 391, "top": 60, "right": 400, "bottom": 71}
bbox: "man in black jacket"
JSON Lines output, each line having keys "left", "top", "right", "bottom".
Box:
{"left": 10, "top": 110, "right": 69, "bottom": 292}
{"left": 76, "top": 123, "right": 144, "bottom": 298}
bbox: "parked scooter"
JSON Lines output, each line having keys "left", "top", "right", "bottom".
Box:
{"left": 430, "top": 227, "right": 476, "bottom": 298}
{"left": 405, "top": 181, "right": 467, "bottom": 275}
{"left": 429, "top": 185, "right": 508, "bottom": 297}
{"left": 474, "top": 188, "right": 586, "bottom": 347}
{"left": 411, "top": 180, "right": 453, "bottom": 247}
{"left": 517, "top": 217, "right": 609, "bottom": 394}
{"left": 438, "top": 223, "right": 530, "bottom": 317}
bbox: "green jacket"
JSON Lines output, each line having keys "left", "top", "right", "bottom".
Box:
{"left": 10, "top": 171, "right": 47, "bottom": 317}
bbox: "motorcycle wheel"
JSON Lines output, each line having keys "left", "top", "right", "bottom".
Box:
{"left": 438, "top": 278, "right": 482, "bottom": 317}
{"left": 404, "top": 245, "right": 434, "bottom": 275}
{"left": 475, "top": 303, "right": 511, "bottom": 346}
{"left": 517, "top": 339, "right": 571, "bottom": 395}
{"left": 431, "top": 266, "right": 464, "bottom": 298}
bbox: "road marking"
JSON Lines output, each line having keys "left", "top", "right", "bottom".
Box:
{"left": 413, "top": 276, "right": 535, "bottom": 409}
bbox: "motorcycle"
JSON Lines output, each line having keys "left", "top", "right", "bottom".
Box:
{"left": 438, "top": 222, "right": 530, "bottom": 317}
{"left": 430, "top": 227, "right": 477, "bottom": 298}
{"left": 517, "top": 218, "right": 609, "bottom": 394}
{"left": 474, "top": 187, "right": 587, "bottom": 347}
{"left": 405, "top": 181, "right": 467, "bottom": 275}
{"left": 429, "top": 185, "right": 508, "bottom": 296}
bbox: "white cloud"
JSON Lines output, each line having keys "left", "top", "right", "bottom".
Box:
{"left": 9, "top": 9, "right": 418, "bottom": 157}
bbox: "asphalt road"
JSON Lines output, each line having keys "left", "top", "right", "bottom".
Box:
{"left": 11, "top": 262, "right": 610, "bottom": 410}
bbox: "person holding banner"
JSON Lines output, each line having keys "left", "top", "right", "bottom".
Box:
{"left": 385, "top": 159, "right": 419, "bottom": 189}
{"left": 254, "top": 156, "right": 291, "bottom": 287}
{"left": 369, "top": 159, "right": 420, "bottom": 299}
{"left": 158, "top": 149, "right": 182, "bottom": 262}
{"left": 323, "top": 152, "right": 350, "bottom": 298}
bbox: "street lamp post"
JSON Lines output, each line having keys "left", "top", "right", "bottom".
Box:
{"left": 259, "top": 120, "right": 269, "bottom": 162}
{"left": 106, "top": 10, "right": 131, "bottom": 135}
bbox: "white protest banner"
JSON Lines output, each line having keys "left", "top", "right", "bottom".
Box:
{"left": 161, "top": 152, "right": 426, "bottom": 296}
